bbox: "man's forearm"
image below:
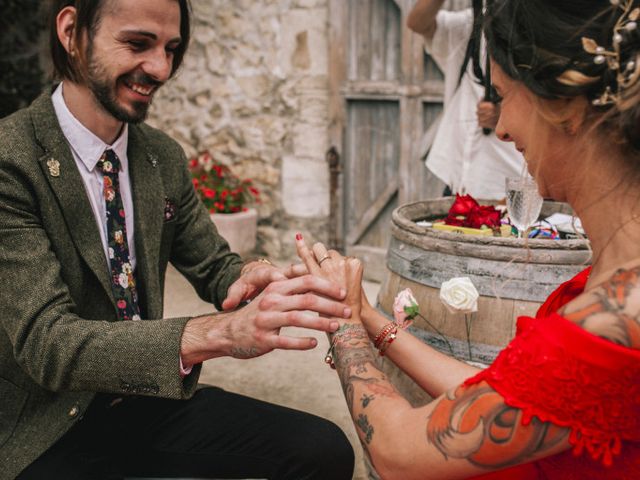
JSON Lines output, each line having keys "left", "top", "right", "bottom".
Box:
{"left": 406, "top": 0, "right": 446, "bottom": 38}
{"left": 180, "top": 312, "right": 234, "bottom": 365}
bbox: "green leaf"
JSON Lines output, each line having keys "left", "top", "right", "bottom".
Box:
{"left": 404, "top": 304, "right": 420, "bottom": 319}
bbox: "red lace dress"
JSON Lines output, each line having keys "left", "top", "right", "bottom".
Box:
{"left": 464, "top": 268, "right": 640, "bottom": 479}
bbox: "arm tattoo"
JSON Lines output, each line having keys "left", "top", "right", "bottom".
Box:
{"left": 361, "top": 393, "right": 375, "bottom": 408}
{"left": 330, "top": 323, "right": 402, "bottom": 446}
{"left": 427, "top": 382, "right": 568, "bottom": 469}
{"left": 356, "top": 414, "right": 375, "bottom": 444}
{"left": 562, "top": 266, "right": 640, "bottom": 348}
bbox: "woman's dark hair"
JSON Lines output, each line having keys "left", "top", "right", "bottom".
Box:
{"left": 485, "top": 0, "right": 640, "bottom": 151}
{"left": 49, "top": 0, "right": 192, "bottom": 83}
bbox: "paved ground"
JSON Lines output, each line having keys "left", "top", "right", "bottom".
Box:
{"left": 163, "top": 264, "right": 379, "bottom": 480}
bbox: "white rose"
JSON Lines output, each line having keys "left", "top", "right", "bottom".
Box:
{"left": 440, "top": 277, "right": 479, "bottom": 314}
{"left": 118, "top": 272, "right": 129, "bottom": 289}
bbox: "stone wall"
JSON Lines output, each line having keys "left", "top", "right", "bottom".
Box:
{"left": 148, "top": 0, "right": 331, "bottom": 260}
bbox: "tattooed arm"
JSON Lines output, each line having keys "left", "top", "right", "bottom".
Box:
{"left": 330, "top": 322, "right": 571, "bottom": 480}
{"left": 560, "top": 266, "right": 640, "bottom": 349}
{"left": 295, "top": 239, "right": 573, "bottom": 479}
{"left": 359, "top": 297, "right": 480, "bottom": 398}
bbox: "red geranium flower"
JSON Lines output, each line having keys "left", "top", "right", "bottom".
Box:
{"left": 186, "top": 150, "right": 260, "bottom": 214}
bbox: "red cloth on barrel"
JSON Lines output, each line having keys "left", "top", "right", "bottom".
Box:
{"left": 465, "top": 268, "right": 640, "bottom": 479}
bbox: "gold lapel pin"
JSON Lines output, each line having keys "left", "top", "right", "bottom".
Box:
{"left": 47, "top": 158, "right": 60, "bottom": 177}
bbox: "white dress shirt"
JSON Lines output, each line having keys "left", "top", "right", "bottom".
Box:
{"left": 51, "top": 84, "right": 192, "bottom": 375}
{"left": 424, "top": 9, "right": 524, "bottom": 199}
{"left": 51, "top": 83, "right": 137, "bottom": 270}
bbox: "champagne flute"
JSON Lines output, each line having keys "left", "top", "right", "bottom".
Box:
{"left": 505, "top": 177, "right": 543, "bottom": 238}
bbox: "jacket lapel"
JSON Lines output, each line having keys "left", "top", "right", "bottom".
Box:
{"left": 30, "top": 93, "right": 117, "bottom": 308}
{"left": 128, "top": 125, "right": 165, "bottom": 319}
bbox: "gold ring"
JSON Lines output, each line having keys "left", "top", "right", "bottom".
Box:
{"left": 318, "top": 255, "right": 330, "bottom": 265}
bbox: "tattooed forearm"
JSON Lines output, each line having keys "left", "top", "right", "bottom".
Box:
{"left": 356, "top": 414, "right": 375, "bottom": 444}
{"left": 562, "top": 267, "right": 640, "bottom": 348}
{"left": 426, "top": 382, "right": 569, "bottom": 469}
{"left": 331, "top": 324, "right": 377, "bottom": 385}
{"left": 361, "top": 393, "right": 375, "bottom": 408}
{"left": 330, "top": 323, "right": 402, "bottom": 447}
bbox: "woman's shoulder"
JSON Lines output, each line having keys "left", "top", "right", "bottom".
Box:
{"left": 559, "top": 265, "right": 640, "bottom": 349}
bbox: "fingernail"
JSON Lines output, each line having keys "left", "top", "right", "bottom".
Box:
{"left": 343, "top": 307, "right": 352, "bottom": 318}
{"left": 339, "top": 288, "right": 346, "bottom": 298}
{"left": 310, "top": 338, "right": 317, "bottom": 347}
{"left": 295, "top": 233, "right": 303, "bottom": 241}
{"left": 330, "top": 321, "right": 339, "bottom": 331}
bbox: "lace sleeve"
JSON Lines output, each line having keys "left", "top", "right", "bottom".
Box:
{"left": 464, "top": 313, "right": 640, "bottom": 466}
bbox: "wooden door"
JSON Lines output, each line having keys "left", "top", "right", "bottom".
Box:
{"left": 328, "top": 0, "right": 469, "bottom": 281}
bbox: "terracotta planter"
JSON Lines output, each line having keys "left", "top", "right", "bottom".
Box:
{"left": 210, "top": 208, "right": 257, "bottom": 257}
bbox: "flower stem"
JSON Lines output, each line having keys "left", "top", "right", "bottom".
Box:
{"left": 417, "top": 313, "right": 455, "bottom": 357}
{"left": 464, "top": 314, "right": 473, "bottom": 361}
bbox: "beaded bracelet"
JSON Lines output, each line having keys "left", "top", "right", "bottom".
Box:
{"left": 378, "top": 327, "right": 398, "bottom": 356}
{"left": 373, "top": 322, "right": 396, "bottom": 349}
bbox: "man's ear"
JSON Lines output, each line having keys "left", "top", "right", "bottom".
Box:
{"left": 56, "top": 6, "right": 78, "bottom": 56}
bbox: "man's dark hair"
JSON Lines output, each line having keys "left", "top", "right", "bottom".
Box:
{"left": 49, "top": 0, "right": 191, "bottom": 83}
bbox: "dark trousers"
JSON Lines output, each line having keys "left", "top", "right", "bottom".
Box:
{"left": 17, "top": 387, "right": 354, "bottom": 480}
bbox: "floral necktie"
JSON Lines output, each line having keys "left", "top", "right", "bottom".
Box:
{"left": 98, "top": 149, "right": 141, "bottom": 321}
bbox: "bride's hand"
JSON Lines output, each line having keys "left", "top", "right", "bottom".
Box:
{"left": 295, "top": 235, "right": 363, "bottom": 319}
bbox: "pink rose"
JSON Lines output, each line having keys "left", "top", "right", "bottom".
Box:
{"left": 393, "top": 288, "right": 419, "bottom": 329}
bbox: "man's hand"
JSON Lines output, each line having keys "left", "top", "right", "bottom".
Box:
{"left": 476, "top": 101, "right": 501, "bottom": 130}
{"left": 222, "top": 261, "right": 310, "bottom": 311}
{"left": 222, "top": 261, "right": 285, "bottom": 311}
{"left": 181, "top": 274, "right": 350, "bottom": 365}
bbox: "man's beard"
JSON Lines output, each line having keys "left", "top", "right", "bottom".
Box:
{"left": 86, "top": 49, "right": 160, "bottom": 124}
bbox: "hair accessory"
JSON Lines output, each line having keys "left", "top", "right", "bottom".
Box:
{"left": 582, "top": 0, "right": 640, "bottom": 106}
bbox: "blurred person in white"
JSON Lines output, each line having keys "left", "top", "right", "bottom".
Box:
{"left": 408, "top": 0, "right": 524, "bottom": 199}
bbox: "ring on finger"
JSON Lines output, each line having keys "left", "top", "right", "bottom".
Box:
{"left": 318, "top": 254, "right": 331, "bottom": 265}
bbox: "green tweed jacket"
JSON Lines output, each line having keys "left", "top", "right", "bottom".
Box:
{"left": 0, "top": 91, "right": 243, "bottom": 479}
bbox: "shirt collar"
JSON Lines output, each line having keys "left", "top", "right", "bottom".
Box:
{"left": 51, "top": 83, "right": 129, "bottom": 173}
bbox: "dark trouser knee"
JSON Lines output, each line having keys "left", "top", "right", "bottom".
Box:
{"left": 277, "top": 415, "right": 354, "bottom": 480}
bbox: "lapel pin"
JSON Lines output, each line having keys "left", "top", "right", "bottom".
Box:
{"left": 47, "top": 158, "right": 60, "bottom": 177}
{"left": 148, "top": 153, "right": 158, "bottom": 168}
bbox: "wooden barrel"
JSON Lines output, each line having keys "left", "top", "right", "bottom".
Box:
{"left": 376, "top": 198, "right": 591, "bottom": 404}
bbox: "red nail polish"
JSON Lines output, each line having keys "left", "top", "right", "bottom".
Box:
{"left": 296, "top": 233, "right": 302, "bottom": 241}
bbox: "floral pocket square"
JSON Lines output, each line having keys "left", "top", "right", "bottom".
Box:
{"left": 164, "top": 197, "right": 177, "bottom": 222}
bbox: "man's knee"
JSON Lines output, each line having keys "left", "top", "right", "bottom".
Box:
{"left": 282, "top": 415, "right": 354, "bottom": 480}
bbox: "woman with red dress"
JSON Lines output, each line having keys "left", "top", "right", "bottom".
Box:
{"left": 296, "top": 0, "right": 640, "bottom": 478}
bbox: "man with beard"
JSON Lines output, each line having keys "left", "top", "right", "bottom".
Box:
{"left": 0, "top": 1, "right": 355, "bottom": 479}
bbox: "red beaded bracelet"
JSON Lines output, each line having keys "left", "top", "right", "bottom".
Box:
{"left": 373, "top": 322, "right": 396, "bottom": 349}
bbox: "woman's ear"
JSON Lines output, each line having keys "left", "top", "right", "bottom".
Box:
{"left": 56, "top": 6, "right": 78, "bottom": 56}
{"left": 562, "top": 97, "right": 590, "bottom": 136}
